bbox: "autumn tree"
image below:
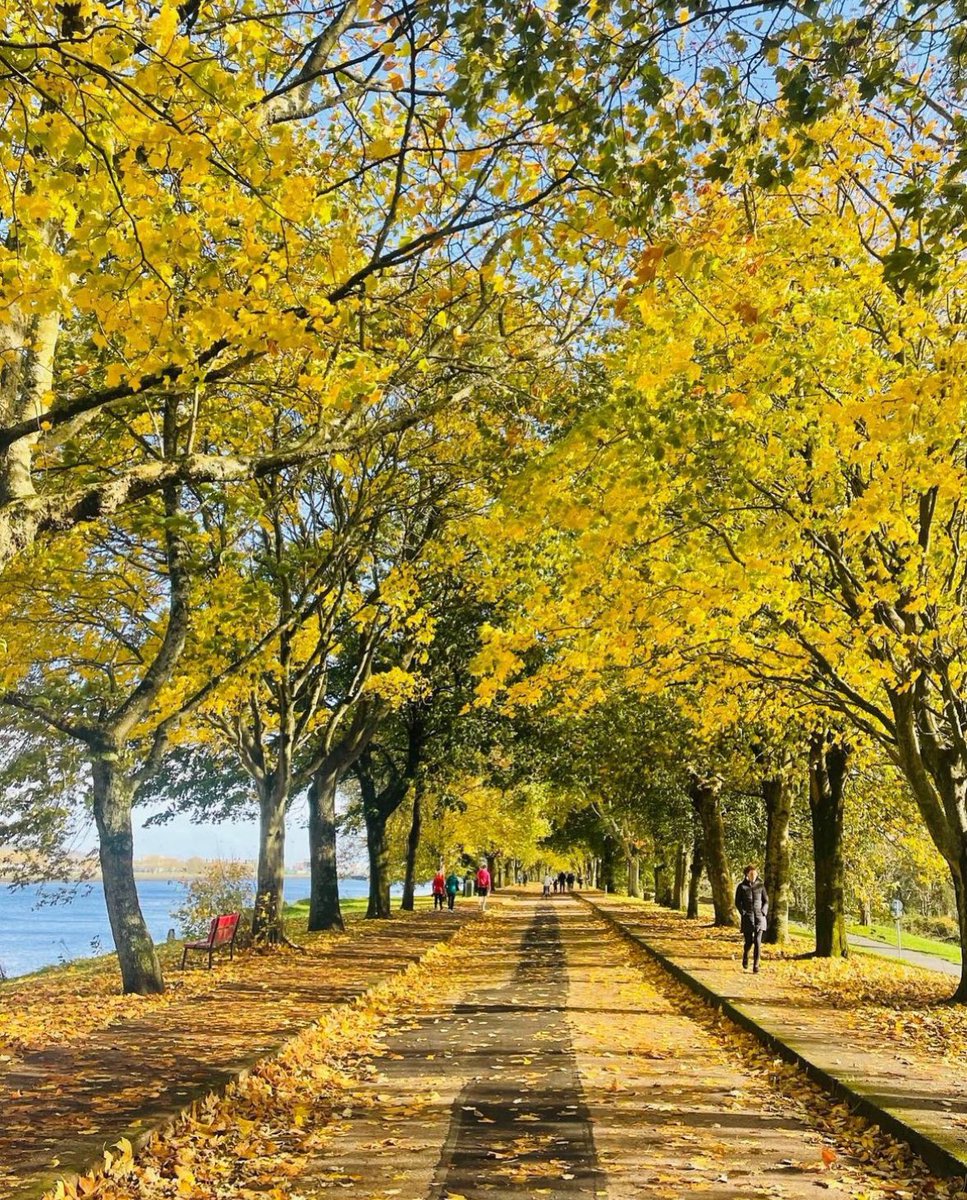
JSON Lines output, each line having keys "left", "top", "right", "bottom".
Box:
{"left": 480, "top": 105, "right": 967, "bottom": 996}
{"left": 0, "top": 468, "right": 240, "bottom": 992}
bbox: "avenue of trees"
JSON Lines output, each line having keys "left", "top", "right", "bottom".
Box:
{"left": 4, "top": 0, "right": 967, "bottom": 999}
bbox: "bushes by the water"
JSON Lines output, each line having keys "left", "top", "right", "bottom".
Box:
{"left": 171, "top": 861, "right": 254, "bottom": 940}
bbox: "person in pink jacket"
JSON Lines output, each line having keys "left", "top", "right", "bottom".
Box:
{"left": 432, "top": 869, "right": 446, "bottom": 910}
{"left": 475, "top": 862, "right": 492, "bottom": 911}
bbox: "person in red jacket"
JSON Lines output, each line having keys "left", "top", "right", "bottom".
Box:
{"left": 475, "top": 861, "right": 492, "bottom": 911}
{"left": 432, "top": 869, "right": 446, "bottom": 910}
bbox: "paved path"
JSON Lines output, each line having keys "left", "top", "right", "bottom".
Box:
{"left": 12, "top": 895, "right": 962, "bottom": 1200}
{"left": 847, "top": 930, "right": 962, "bottom": 977}
{"left": 283, "top": 895, "right": 948, "bottom": 1200}
{"left": 587, "top": 895, "right": 967, "bottom": 1179}
{"left": 1, "top": 908, "right": 476, "bottom": 1200}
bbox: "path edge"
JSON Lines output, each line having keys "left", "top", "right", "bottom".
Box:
{"left": 578, "top": 893, "right": 967, "bottom": 1182}
{"left": 13, "top": 913, "right": 479, "bottom": 1200}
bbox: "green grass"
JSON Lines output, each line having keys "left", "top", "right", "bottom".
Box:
{"left": 282, "top": 895, "right": 435, "bottom": 917}
{"left": 846, "top": 922, "right": 962, "bottom": 965}
{"left": 787, "top": 921, "right": 962, "bottom": 965}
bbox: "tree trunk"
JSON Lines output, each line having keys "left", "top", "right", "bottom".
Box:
{"left": 672, "top": 842, "right": 689, "bottom": 910}
{"left": 808, "top": 734, "right": 849, "bottom": 958}
{"left": 363, "top": 797, "right": 392, "bottom": 919}
{"left": 953, "top": 859, "right": 967, "bottom": 1003}
{"left": 627, "top": 851, "right": 641, "bottom": 898}
{"left": 487, "top": 852, "right": 498, "bottom": 890}
{"left": 600, "top": 837, "right": 617, "bottom": 892}
{"left": 762, "top": 775, "right": 793, "bottom": 945}
{"left": 888, "top": 689, "right": 967, "bottom": 1000}
{"left": 690, "top": 777, "right": 736, "bottom": 926}
{"left": 252, "top": 778, "right": 287, "bottom": 943}
{"left": 687, "top": 826, "right": 704, "bottom": 919}
{"left": 307, "top": 766, "right": 344, "bottom": 932}
{"left": 91, "top": 753, "right": 164, "bottom": 995}
{"left": 400, "top": 782, "right": 422, "bottom": 911}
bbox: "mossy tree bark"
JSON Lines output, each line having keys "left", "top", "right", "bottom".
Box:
{"left": 690, "top": 776, "right": 736, "bottom": 926}
{"left": 762, "top": 774, "right": 793, "bottom": 945}
{"left": 808, "top": 733, "right": 850, "bottom": 958}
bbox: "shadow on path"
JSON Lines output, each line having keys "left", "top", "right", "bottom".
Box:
{"left": 430, "top": 904, "right": 603, "bottom": 1198}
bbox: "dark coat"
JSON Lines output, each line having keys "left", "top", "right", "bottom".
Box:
{"left": 735, "top": 877, "right": 769, "bottom": 932}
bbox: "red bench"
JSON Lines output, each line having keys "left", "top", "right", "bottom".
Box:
{"left": 180, "top": 912, "right": 240, "bottom": 969}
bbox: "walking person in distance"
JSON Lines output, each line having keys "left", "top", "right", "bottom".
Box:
{"left": 445, "top": 868, "right": 461, "bottom": 911}
{"left": 432, "top": 868, "right": 446, "bottom": 910}
{"left": 735, "top": 864, "right": 768, "bottom": 973}
{"left": 475, "top": 861, "right": 492, "bottom": 911}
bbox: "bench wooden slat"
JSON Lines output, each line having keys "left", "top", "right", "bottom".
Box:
{"left": 180, "top": 912, "right": 240, "bottom": 969}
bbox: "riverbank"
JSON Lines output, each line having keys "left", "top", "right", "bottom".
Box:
{"left": 0, "top": 877, "right": 422, "bottom": 979}
{"left": 0, "top": 898, "right": 474, "bottom": 1200}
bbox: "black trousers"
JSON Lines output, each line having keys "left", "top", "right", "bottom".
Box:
{"left": 434, "top": 893, "right": 445, "bottom": 909}
{"left": 447, "top": 892, "right": 455, "bottom": 910}
{"left": 742, "top": 920, "right": 763, "bottom": 968}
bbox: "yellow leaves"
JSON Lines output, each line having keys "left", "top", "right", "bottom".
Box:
{"left": 369, "top": 135, "right": 396, "bottom": 158}
{"left": 363, "top": 665, "right": 426, "bottom": 706}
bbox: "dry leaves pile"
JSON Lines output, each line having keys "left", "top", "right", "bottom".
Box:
{"left": 603, "top": 916, "right": 967, "bottom": 1200}
{"left": 0, "top": 954, "right": 233, "bottom": 1066}
{"left": 41, "top": 912, "right": 496, "bottom": 1200}
{"left": 776, "top": 956, "right": 967, "bottom": 1065}
{"left": 605, "top": 897, "right": 967, "bottom": 1069}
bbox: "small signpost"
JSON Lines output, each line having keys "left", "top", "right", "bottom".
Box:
{"left": 890, "top": 897, "right": 904, "bottom": 951}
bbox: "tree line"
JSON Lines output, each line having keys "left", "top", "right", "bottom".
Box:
{"left": 3, "top": 0, "right": 967, "bottom": 995}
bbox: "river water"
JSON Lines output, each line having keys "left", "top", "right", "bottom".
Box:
{"left": 0, "top": 876, "right": 421, "bottom": 979}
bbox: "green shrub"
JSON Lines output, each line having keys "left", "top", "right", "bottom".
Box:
{"left": 172, "top": 860, "right": 254, "bottom": 940}
{"left": 905, "top": 914, "right": 960, "bottom": 943}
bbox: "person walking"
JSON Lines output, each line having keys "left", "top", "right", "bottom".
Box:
{"left": 557, "top": 870, "right": 567, "bottom": 894}
{"left": 445, "top": 869, "right": 461, "bottom": 911}
{"left": 566, "top": 871, "right": 575, "bottom": 892}
{"left": 432, "top": 868, "right": 446, "bottom": 910}
{"left": 735, "top": 864, "right": 769, "bottom": 973}
{"left": 543, "top": 872, "right": 553, "bottom": 897}
{"left": 475, "top": 861, "right": 492, "bottom": 911}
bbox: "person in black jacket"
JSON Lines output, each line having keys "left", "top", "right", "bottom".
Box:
{"left": 735, "top": 865, "right": 769, "bottom": 973}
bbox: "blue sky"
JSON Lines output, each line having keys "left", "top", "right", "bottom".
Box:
{"left": 72, "top": 793, "right": 349, "bottom": 868}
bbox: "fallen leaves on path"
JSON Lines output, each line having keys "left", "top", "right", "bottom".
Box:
{"left": 604, "top": 896, "right": 967, "bottom": 1069}
{"left": 576, "top": 909, "right": 967, "bottom": 1200}
{"left": 40, "top": 911, "right": 497, "bottom": 1200}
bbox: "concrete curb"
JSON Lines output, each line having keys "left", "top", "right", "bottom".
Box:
{"left": 12, "top": 912, "right": 480, "bottom": 1200}
{"left": 579, "top": 894, "right": 967, "bottom": 1182}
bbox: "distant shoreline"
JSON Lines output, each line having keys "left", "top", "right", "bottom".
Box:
{"left": 0, "top": 872, "right": 366, "bottom": 885}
